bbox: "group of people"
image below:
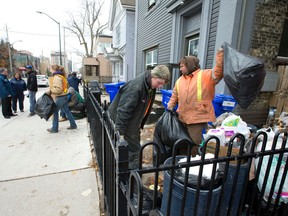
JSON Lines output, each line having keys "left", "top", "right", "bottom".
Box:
{"left": 0, "top": 64, "right": 83, "bottom": 134}
{"left": 108, "top": 48, "right": 224, "bottom": 169}
{"left": 0, "top": 65, "right": 36, "bottom": 119}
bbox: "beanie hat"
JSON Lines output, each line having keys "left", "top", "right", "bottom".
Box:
{"left": 151, "top": 65, "right": 170, "bottom": 83}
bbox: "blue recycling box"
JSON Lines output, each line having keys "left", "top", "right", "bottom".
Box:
{"left": 212, "top": 94, "right": 237, "bottom": 117}
{"left": 103, "top": 82, "right": 126, "bottom": 102}
{"left": 160, "top": 89, "right": 178, "bottom": 111}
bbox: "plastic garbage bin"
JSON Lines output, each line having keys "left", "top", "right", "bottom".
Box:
{"left": 220, "top": 163, "right": 249, "bottom": 215}
{"left": 212, "top": 94, "right": 237, "bottom": 117}
{"left": 103, "top": 82, "right": 125, "bottom": 102}
{"left": 89, "top": 80, "right": 102, "bottom": 103}
{"left": 160, "top": 89, "right": 178, "bottom": 111}
{"left": 161, "top": 156, "right": 222, "bottom": 216}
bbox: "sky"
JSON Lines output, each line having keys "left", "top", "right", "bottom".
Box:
{"left": 0, "top": 0, "right": 111, "bottom": 70}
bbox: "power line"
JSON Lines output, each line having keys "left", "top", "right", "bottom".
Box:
{"left": 0, "top": 29, "right": 79, "bottom": 37}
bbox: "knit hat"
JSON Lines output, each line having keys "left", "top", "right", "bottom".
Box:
{"left": 151, "top": 65, "right": 170, "bottom": 83}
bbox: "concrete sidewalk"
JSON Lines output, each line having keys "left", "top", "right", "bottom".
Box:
{"left": 0, "top": 87, "right": 101, "bottom": 216}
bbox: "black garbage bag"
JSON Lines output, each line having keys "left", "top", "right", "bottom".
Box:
{"left": 222, "top": 42, "right": 266, "bottom": 109}
{"left": 168, "top": 156, "right": 224, "bottom": 190}
{"left": 153, "top": 111, "right": 195, "bottom": 164}
{"left": 35, "top": 94, "right": 56, "bottom": 121}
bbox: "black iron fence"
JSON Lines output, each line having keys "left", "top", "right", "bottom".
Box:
{"left": 84, "top": 85, "right": 288, "bottom": 216}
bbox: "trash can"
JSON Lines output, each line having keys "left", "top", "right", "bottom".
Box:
{"left": 212, "top": 94, "right": 237, "bottom": 117}
{"left": 160, "top": 89, "right": 178, "bottom": 111}
{"left": 160, "top": 156, "right": 222, "bottom": 216}
{"left": 89, "top": 80, "right": 102, "bottom": 104}
{"left": 103, "top": 82, "right": 126, "bottom": 102}
{"left": 220, "top": 163, "right": 249, "bottom": 215}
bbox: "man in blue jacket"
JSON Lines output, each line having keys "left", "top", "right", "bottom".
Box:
{"left": 68, "top": 72, "right": 81, "bottom": 93}
{"left": 0, "top": 68, "right": 17, "bottom": 119}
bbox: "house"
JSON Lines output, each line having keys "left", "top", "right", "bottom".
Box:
{"left": 106, "top": 0, "right": 136, "bottom": 82}
{"left": 82, "top": 34, "right": 113, "bottom": 83}
{"left": 133, "top": 0, "right": 288, "bottom": 126}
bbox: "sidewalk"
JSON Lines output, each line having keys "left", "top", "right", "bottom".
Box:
{"left": 0, "top": 87, "right": 101, "bottom": 216}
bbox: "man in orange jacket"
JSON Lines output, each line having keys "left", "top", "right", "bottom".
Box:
{"left": 167, "top": 48, "right": 224, "bottom": 155}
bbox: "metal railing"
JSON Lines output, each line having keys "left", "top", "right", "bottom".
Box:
{"left": 84, "top": 85, "right": 288, "bottom": 216}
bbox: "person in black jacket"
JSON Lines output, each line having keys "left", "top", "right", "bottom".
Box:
{"left": 10, "top": 72, "right": 27, "bottom": 113}
{"left": 107, "top": 65, "right": 170, "bottom": 169}
{"left": 26, "top": 65, "right": 38, "bottom": 116}
{"left": 0, "top": 68, "right": 17, "bottom": 119}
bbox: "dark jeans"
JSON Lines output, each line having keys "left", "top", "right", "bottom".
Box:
{"left": 12, "top": 94, "right": 24, "bottom": 111}
{"left": 1, "top": 96, "right": 13, "bottom": 117}
{"left": 124, "top": 130, "right": 141, "bottom": 169}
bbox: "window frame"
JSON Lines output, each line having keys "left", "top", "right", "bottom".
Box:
{"left": 186, "top": 34, "right": 199, "bottom": 57}
{"left": 145, "top": 48, "right": 158, "bottom": 68}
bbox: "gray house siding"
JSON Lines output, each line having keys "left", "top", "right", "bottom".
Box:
{"left": 135, "top": 1, "right": 173, "bottom": 77}
{"left": 205, "top": 0, "right": 220, "bottom": 68}
{"left": 135, "top": 0, "right": 220, "bottom": 81}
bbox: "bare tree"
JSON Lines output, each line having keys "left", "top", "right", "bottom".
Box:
{"left": 66, "top": 0, "right": 108, "bottom": 57}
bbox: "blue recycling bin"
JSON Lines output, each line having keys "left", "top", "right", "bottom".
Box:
{"left": 103, "top": 82, "right": 125, "bottom": 102}
{"left": 160, "top": 89, "right": 178, "bottom": 111}
{"left": 212, "top": 94, "right": 237, "bottom": 117}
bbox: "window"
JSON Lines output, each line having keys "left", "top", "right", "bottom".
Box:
{"left": 145, "top": 48, "right": 158, "bottom": 68}
{"left": 85, "top": 65, "right": 92, "bottom": 76}
{"left": 186, "top": 35, "right": 199, "bottom": 56}
{"left": 97, "top": 42, "right": 112, "bottom": 54}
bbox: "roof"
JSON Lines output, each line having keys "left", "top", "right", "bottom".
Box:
{"left": 120, "top": 0, "right": 135, "bottom": 6}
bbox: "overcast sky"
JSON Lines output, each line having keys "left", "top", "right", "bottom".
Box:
{"left": 0, "top": 0, "right": 111, "bottom": 70}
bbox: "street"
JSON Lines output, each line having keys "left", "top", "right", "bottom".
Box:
{"left": 0, "top": 86, "right": 100, "bottom": 216}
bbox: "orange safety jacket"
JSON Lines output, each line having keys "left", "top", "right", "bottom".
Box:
{"left": 168, "top": 53, "right": 223, "bottom": 124}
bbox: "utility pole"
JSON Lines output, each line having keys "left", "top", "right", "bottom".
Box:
{"left": 5, "top": 24, "right": 13, "bottom": 76}
{"left": 37, "top": 11, "right": 62, "bottom": 65}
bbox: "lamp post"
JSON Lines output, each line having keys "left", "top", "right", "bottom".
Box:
{"left": 36, "top": 11, "right": 62, "bottom": 65}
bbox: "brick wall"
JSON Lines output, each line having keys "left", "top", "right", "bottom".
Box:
{"left": 250, "top": 0, "right": 288, "bottom": 71}
{"left": 233, "top": 0, "right": 288, "bottom": 126}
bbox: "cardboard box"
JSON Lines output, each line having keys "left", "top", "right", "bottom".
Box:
{"left": 203, "top": 142, "right": 247, "bottom": 165}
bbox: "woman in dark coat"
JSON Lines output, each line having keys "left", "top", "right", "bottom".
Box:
{"left": 10, "top": 72, "right": 27, "bottom": 113}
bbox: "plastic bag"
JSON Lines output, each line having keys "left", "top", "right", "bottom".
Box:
{"left": 35, "top": 94, "right": 56, "bottom": 121}
{"left": 153, "top": 111, "right": 194, "bottom": 164}
{"left": 222, "top": 42, "right": 266, "bottom": 109}
{"left": 154, "top": 111, "right": 193, "bottom": 147}
{"left": 168, "top": 155, "right": 224, "bottom": 190}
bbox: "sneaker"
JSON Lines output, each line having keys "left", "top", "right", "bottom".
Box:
{"left": 13, "top": 110, "right": 17, "bottom": 113}
{"left": 20, "top": 110, "right": 24, "bottom": 112}
{"left": 10, "top": 113, "right": 18, "bottom": 117}
{"left": 59, "top": 117, "right": 67, "bottom": 122}
{"left": 28, "top": 112, "right": 35, "bottom": 117}
{"left": 67, "top": 126, "right": 77, "bottom": 130}
{"left": 47, "top": 128, "right": 58, "bottom": 133}
{"left": 4, "top": 115, "right": 11, "bottom": 119}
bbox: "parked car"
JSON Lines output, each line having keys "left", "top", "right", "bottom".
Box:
{"left": 36, "top": 75, "right": 49, "bottom": 87}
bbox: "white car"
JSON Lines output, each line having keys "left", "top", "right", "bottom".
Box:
{"left": 37, "top": 75, "right": 49, "bottom": 87}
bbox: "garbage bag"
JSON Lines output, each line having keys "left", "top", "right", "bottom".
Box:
{"left": 35, "top": 94, "right": 56, "bottom": 121}
{"left": 167, "top": 156, "right": 224, "bottom": 190}
{"left": 153, "top": 111, "right": 195, "bottom": 164}
{"left": 222, "top": 42, "right": 266, "bottom": 109}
